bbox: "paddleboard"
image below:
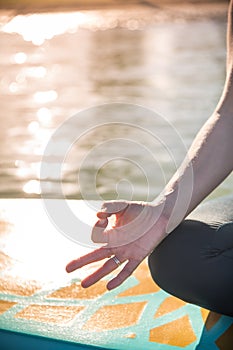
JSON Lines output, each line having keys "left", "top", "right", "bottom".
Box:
{"left": 0, "top": 199, "right": 232, "bottom": 349}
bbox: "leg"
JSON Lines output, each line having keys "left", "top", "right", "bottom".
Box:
{"left": 148, "top": 195, "right": 233, "bottom": 317}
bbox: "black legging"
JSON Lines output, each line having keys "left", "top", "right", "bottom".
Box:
{"left": 148, "top": 195, "right": 233, "bottom": 317}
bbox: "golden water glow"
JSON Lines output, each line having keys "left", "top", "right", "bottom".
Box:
{"left": 12, "top": 52, "right": 27, "bottom": 64}
{"left": 23, "top": 179, "right": 41, "bottom": 194}
{"left": 9, "top": 82, "right": 18, "bottom": 93}
{"left": 2, "top": 9, "right": 143, "bottom": 47}
{"left": 26, "top": 66, "right": 47, "bottom": 78}
{"left": 33, "top": 90, "right": 58, "bottom": 104}
{"left": 3, "top": 12, "right": 90, "bottom": 45}
{"left": 37, "top": 107, "right": 52, "bottom": 125}
{"left": 27, "top": 121, "right": 39, "bottom": 134}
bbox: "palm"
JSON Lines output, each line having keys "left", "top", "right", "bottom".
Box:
{"left": 66, "top": 200, "right": 167, "bottom": 290}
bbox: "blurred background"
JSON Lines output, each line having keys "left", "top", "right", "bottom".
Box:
{"left": 0, "top": 0, "right": 232, "bottom": 201}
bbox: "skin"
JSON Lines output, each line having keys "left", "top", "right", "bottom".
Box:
{"left": 66, "top": 0, "right": 233, "bottom": 291}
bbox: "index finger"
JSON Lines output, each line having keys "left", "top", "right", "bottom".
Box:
{"left": 97, "top": 201, "right": 129, "bottom": 219}
{"left": 66, "top": 246, "right": 111, "bottom": 273}
{"left": 91, "top": 218, "right": 108, "bottom": 243}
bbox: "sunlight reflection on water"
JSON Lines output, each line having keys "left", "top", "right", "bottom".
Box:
{"left": 3, "top": 12, "right": 88, "bottom": 45}
{"left": 0, "top": 4, "right": 232, "bottom": 200}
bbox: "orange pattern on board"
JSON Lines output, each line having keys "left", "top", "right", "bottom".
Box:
{"left": 0, "top": 275, "right": 41, "bottom": 297}
{"left": 48, "top": 280, "right": 106, "bottom": 299}
{"left": 150, "top": 315, "right": 196, "bottom": 347}
{"left": 155, "top": 296, "right": 186, "bottom": 318}
{"left": 0, "top": 300, "right": 16, "bottom": 315}
{"left": 83, "top": 302, "right": 147, "bottom": 331}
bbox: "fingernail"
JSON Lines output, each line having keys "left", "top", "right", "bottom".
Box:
{"left": 66, "top": 265, "right": 71, "bottom": 273}
{"left": 97, "top": 212, "right": 108, "bottom": 219}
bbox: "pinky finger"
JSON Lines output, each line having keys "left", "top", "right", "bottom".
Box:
{"left": 106, "top": 260, "right": 140, "bottom": 290}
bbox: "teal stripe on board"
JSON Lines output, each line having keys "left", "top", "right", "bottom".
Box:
{"left": 0, "top": 329, "right": 109, "bottom": 350}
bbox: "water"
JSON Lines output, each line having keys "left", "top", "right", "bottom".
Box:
{"left": 0, "top": 3, "right": 232, "bottom": 201}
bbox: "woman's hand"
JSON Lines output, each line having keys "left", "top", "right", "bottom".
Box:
{"left": 66, "top": 200, "right": 168, "bottom": 290}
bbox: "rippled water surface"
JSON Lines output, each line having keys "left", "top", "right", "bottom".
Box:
{"left": 0, "top": 4, "right": 232, "bottom": 200}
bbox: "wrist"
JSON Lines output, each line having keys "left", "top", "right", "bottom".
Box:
{"left": 153, "top": 186, "right": 186, "bottom": 234}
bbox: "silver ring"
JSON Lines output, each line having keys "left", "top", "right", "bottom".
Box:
{"left": 112, "top": 255, "right": 121, "bottom": 266}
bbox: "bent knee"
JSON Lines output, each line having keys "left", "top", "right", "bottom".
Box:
{"left": 148, "top": 246, "right": 173, "bottom": 294}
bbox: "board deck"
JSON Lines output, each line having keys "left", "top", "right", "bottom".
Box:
{"left": 0, "top": 199, "right": 232, "bottom": 350}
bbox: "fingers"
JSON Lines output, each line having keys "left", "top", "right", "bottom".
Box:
{"left": 91, "top": 218, "right": 108, "bottom": 243}
{"left": 66, "top": 247, "right": 111, "bottom": 273}
{"left": 97, "top": 201, "right": 129, "bottom": 219}
{"left": 93, "top": 201, "right": 130, "bottom": 244}
{"left": 67, "top": 253, "right": 140, "bottom": 290}
{"left": 93, "top": 205, "right": 127, "bottom": 245}
{"left": 81, "top": 256, "right": 125, "bottom": 288}
{"left": 67, "top": 201, "right": 141, "bottom": 290}
{"left": 92, "top": 222, "right": 120, "bottom": 247}
{"left": 107, "top": 259, "right": 140, "bottom": 290}
{"left": 92, "top": 218, "right": 137, "bottom": 247}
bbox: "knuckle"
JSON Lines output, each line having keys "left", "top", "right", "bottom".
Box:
{"left": 122, "top": 266, "right": 133, "bottom": 277}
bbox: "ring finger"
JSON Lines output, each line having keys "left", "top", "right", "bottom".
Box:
{"left": 81, "top": 256, "right": 125, "bottom": 288}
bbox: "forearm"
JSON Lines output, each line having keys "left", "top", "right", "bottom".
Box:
{"left": 160, "top": 109, "right": 233, "bottom": 233}
{"left": 157, "top": 0, "right": 233, "bottom": 233}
